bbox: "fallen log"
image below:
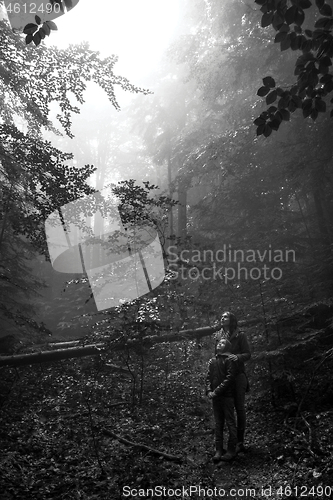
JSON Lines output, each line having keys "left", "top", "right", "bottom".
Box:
{"left": 0, "top": 318, "right": 260, "bottom": 367}
{"left": 102, "top": 429, "right": 182, "bottom": 463}
{"left": 0, "top": 326, "right": 220, "bottom": 367}
{"left": 49, "top": 341, "right": 81, "bottom": 348}
{"left": 0, "top": 344, "right": 105, "bottom": 367}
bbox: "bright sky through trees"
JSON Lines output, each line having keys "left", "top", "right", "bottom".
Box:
{"left": 46, "top": 0, "right": 180, "bottom": 80}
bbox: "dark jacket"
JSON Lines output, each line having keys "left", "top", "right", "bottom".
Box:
{"left": 228, "top": 330, "right": 251, "bottom": 373}
{"left": 206, "top": 353, "right": 238, "bottom": 398}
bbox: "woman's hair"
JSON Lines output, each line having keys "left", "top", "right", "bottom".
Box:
{"left": 221, "top": 311, "right": 238, "bottom": 335}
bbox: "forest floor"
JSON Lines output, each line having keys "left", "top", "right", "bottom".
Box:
{"left": 1, "top": 357, "right": 333, "bottom": 499}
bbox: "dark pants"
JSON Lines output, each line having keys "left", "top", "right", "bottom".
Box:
{"left": 234, "top": 372, "right": 248, "bottom": 443}
{"left": 212, "top": 396, "right": 237, "bottom": 452}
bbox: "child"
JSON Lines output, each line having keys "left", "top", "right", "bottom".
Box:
{"left": 206, "top": 338, "right": 238, "bottom": 462}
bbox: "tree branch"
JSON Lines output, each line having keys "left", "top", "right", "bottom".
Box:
{"left": 102, "top": 429, "right": 183, "bottom": 463}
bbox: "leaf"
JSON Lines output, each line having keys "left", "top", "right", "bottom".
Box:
{"left": 330, "top": 109, "right": 333, "bottom": 117}
{"left": 319, "top": 4, "right": 333, "bottom": 16}
{"left": 279, "top": 24, "right": 290, "bottom": 33}
{"left": 312, "top": 28, "right": 325, "bottom": 40}
{"left": 320, "top": 56, "right": 332, "bottom": 66}
{"left": 256, "top": 124, "right": 266, "bottom": 136}
{"left": 311, "top": 108, "right": 319, "bottom": 120}
{"left": 308, "top": 71, "right": 319, "bottom": 87}
{"left": 267, "top": 105, "right": 278, "bottom": 113}
{"left": 279, "top": 109, "right": 290, "bottom": 120}
{"left": 291, "top": 34, "right": 302, "bottom": 50}
{"left": 315, "top": 98, "right": 326, "bottom": 112}
{"left": 274, "top": 111, "right": 283, "bottom": 123}
{"left": 320, "top": 73, "right": 333, "bottom": 83}
{"left": 64, "top": 0, "right": 73, "bottom": 10}
{"left": 46, "top": 20, "right": 58, "bottom": 31}
{"left": 261, "top": 12, "right": 274, "bottom": 28}
{"left": 306, "top": 84, "right": 314, "bottom": 97}
{"left": 297, "top": 52, "right": 315, "bottom": 64}
{"left": 263, "top": 124, "right": 272, "bottom": 137}
{"left": 278, "top": 97, "right": 289, "bottom": 108}
{"left": 272, "top": 12, "right": 284, "bottom": 29}
{"left": 288, "top": 100, "right": 298, "bottom": 112}
{"left": 303, "top": 107, "right": 312, "bottom": 118}
{"left": 42, "top": 22, "right": 51, "bottom": 36}
{"left": 315, "top": 0, "right": 325, "bottom": 7}
{"left": 302, "top": 98, "right": 313, "bottom": 109}
{"left": 39, "top": 28, "right": 46, "bottom": 40}
{"left": 266, "top": 90, "right": 278, "bottom": 104}
{"left": 275, "top": 31, "right": 288, "bottom": 43}
{"left": 257, "top": 86, "right": 270, "bottom": 97}
{"left": 319, "top": 63, "right": 329, "bottom": 74}
{"left": 324, "top": 80, "right": 333, "bottom": 92}
{"left": 295, "top": 8, "right": 305, "bottom": 26}
{"left": 35, "top": 15, "right": 42, "bottom": 25}
{"left": 254, "top": 117, "right": 266, "bottom": 126}
{"left": 23, "top": 23, "right": 38, "bottom": 35}
{"left": 269, "top": 119, "right": 281, "bottom": 131}
{"left": 33, "top": 32, "right": 42, "bottom": 46}
{"left": 285, "top": 6, "right": 297, "bottom": 24}
{"left": 294, "top": 25, "right": 303, "bottom": 34}
{"left": 302, "top": 98, "right": 313, "bottom": 117}
{"left": 25, "top": 34, "right": 33, "bottom": 45}
{"left": 315, "top": 17, "right": 331, "bottom": 28}
{"left": 293, "top": 95, "right": 303, "bottom": 107}
{"left": 281, "top": 35, "right": 291, "bottom": 50}
{"left": 263, "top": 76, "right": 276, "bottom": 88}
{"left": 299, "top": 0, "right": 312, "bottom": 7}
{"left": 302, "top": 39, "right": 313, "bottom": 52}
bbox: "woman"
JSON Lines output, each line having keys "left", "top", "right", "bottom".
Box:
{"left": 215, "top": 311, "right": 251, "bottom": 453}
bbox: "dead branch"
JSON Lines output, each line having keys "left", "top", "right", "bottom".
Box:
{"left": 102, "top": 429, "right": 182, "bottom": 463}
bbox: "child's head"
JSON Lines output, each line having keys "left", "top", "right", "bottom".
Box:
{"left": 216, "top": 338, "right": 232, "bottom": 355}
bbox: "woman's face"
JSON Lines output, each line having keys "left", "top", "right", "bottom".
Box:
{"left": 221, "top": 312, "right": 230, "bottom": 328}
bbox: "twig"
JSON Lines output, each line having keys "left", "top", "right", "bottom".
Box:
{"left": 301, "top": 415, "right": 315, "bottom": 454}
{"left": 86, "top": 398, "right": 105, "bottom": 474}
{"left": 296, "top": 348, "right": 333, "bottom": 418}
{"left": 102, "top": 429, "right": 183, "bottom": 463}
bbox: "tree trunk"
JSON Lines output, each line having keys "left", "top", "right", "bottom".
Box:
{"left": 167, "top": 153, "right": 174, "bottom": 247}
{"left": 311, "top": 166, "right": 331, "bottom": 248}
{"left": 178, "top": 178, "right": 187, "bottom": 243}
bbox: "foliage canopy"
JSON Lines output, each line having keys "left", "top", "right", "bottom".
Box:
{"left": 254, "top": 0, "right": 333, "bottom": 136}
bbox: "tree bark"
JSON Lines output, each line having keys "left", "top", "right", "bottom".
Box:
{"left": 167, "top": 151, "right": 174, "bottom": 247}
{"left": 178, "top": 178, "right": 187, "bottom": 242}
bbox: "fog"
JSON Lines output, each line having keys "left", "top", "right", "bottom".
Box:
{"left": 1, "top": 0, "right": 332, "bottom": 336}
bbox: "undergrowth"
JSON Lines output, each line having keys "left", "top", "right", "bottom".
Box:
{"left": 1, "top": 331, "right": 333, "bottom": 499}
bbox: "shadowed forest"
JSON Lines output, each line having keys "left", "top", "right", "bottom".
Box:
{"left": 1, "top": 0, "right": 333, "bottom": 498}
